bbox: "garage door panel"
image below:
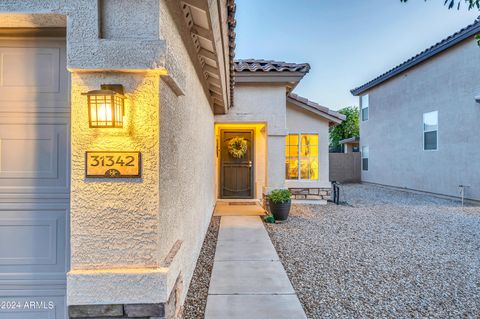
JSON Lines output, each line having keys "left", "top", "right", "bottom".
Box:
{"left": 0, "top": 296, "right": 65, "bottom": 319}
{"left": 0, "top": 208, "right": 67, "bottom": 275}
{"left": 0, "top": 47, "right": 60, "bottom": 93}
{"left": 0, "top": 40, "right": 68, "bottom": 112}
{"left": 0, "top": 122, "right": 68, "bottom": 193}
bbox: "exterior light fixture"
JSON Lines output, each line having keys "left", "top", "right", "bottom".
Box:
{"left": 475, "top": 95, "right": 480, "bottom": 103}
{"left": 83, "top": 84, "right": 125, "bottom": 128}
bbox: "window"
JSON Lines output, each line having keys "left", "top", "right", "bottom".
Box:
{"left": 361, "top": 94, "right": 369, "bottom": 121}
{"left": 362, "top": 146, "right": 369, "bottom": 171}
{"left": 285, "top": 134, "right": 319, "bottom": 180}
{"left": 423, "top": 111, "right": 438, "bottom": 150}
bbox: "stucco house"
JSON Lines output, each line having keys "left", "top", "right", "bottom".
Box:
{"left": 339, "top": 136, "right": 360, "bottom": 153}
{"left": 0, "top": 1, "right": 343, "bottom": 319}
{"left": 351, "top": 18, "right": 480, "bottom": 202}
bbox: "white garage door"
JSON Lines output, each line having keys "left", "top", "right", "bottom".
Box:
{"left": 0, "top": 38, "right": 69, "bottom": 319}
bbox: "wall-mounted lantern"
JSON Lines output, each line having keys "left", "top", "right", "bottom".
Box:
{"left": 475, "top": 95, "right": 480, "bottom": 104}
{"left": 83, "top": 84, "right": 125, "bottom": 128}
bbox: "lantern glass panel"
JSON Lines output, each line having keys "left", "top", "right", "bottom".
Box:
{"left": 88, "top": 92, "right": 124, "bottom": 128}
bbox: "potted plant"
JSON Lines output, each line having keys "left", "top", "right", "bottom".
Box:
{"left": 268, "top": 189, "right": 292, "bottom": 221}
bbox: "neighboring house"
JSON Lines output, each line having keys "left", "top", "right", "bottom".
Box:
{"left": 339, "top": 136, "right": 360, "bottom": 153}
{"left": 351, "top": 18, "right": 480, "bottom": 202}
{"left": 0, "top": 2, "right": 342, "bottom": 319}
{"left": 216, "top": 60, "right": 345, "bottom": 202}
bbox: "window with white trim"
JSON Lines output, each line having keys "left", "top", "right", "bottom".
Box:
{"left": 285, "top": 134, "right": 319, "bottom": 180}
{"left": 361, "top": 94, "right": 369, "bottom": 121}
{"left": 362, "top": 146, "right": 369, "bottom": 171}
{"left": 423, "top": 111, "right": 438, "bottom": 150}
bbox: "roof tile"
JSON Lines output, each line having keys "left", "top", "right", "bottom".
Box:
{"left": 234, "top": 59, "right": 311, "bottom": 73}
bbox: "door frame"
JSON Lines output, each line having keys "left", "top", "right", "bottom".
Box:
{"left": 219, "top": 128, "right": 255, "bottom": 199}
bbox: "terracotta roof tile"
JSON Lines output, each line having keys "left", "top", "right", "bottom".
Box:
{"left": 234, "top": 59, "right": 311, "bottom": 73}
{"left": 288, "top": 93, "right": 346, "bottom": 123}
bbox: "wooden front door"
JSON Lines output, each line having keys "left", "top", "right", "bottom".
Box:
{"left": 220, "top": 130, "right": 254, "bottom": 198}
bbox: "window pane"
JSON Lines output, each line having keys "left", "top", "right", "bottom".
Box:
{"left": 289, "top": 145, "right": 298, "bottom": 157}
{"left": 362, "top": 107, "right": 369, "bottom": 121}
{"left": 362, "top": 158, "right": 369, "bottom": 171}
{"left": 423, "top": 111, "right": 438, "bottom": 131}
{"left": 286, "top": 157, "right": 299, "bottom": 179}
{"left": 287, "top": 134, "right": 299, "bottom": 145}
{"left": 301, "top": 145, "right": 318, "bottom": 157}
{"left": 424, "top": 131, "right": 437, "bottom": 150}
{"left": 361, "top": 95, "right": 369, "bottom": 109}
{"left": 362, "top": 146, "right": 369, "bottom": 158}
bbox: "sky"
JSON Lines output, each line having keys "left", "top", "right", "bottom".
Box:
{"left": 235, "top": 0, "right": 479, "bottom": 110}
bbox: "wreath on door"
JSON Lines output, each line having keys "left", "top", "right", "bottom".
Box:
{"left": 228, "top": 136, "right": 248, "bottom": 159}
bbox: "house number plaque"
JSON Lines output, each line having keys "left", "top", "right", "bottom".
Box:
{"left": 85, "top": 151, "right": 141, "bottom": 178}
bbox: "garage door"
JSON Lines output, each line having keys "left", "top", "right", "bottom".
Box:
{"left": 0, "top": 38, "right": 69, "bottom": 319}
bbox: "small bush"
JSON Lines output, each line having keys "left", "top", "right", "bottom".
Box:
{"left": 263, "top": 214, "right": 275, "bottom": 224}
{"left": 269, "top": 189, "right": 292, "bottom": 204}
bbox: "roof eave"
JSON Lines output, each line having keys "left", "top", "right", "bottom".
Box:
{"left": 287, "top": 96, "right": 345, "bottom": 124}
{"left": 235, "top": 71, "right": 307, "bottom": 91}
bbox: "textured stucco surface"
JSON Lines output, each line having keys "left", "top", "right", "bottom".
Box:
{"left": 286, "top": 103, "right": 331, "bottom": 189}
{"left": 158, "top": 1, "right": 216, "bottom": 305}
{"left": 360, "top": 39, "right": 480, "bottom": 201}
{"left": 70, "top": 72, "right": 161, "bottom": 269}
{"left": 0, "top": 1, "right": 167, "bottom": 71}
{"left": 68, "top": 268, "right": 167, "bottom": 305}
{"left": 0, "top": 13, "right": 66, "bottom": 27}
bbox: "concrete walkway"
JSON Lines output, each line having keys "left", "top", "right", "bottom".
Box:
{"left": 204, "top": 216, "right": 307, "bottom": 319}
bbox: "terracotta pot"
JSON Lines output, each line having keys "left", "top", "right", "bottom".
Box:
{"left": 269, "top": 200, "right": 291, "bottom": 221}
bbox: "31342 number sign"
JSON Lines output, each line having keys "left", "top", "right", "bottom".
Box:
{"left": 85, "top": 151, "right": 141, "bottom": 178}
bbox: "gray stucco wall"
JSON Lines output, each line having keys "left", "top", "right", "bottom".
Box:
{"left": 360, "top": 38, "right": 480, "bottom": 201}
{"left": 158, "top": 0, "right": 216, "bottom": 305}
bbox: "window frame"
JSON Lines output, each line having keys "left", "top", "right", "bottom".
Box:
{"left": 423, "top": 111, "right": 438, "bottom": 151}
{"left": 361, "top": 145, "right": 369, "bottom": 171}
{"left": 285, "top": 133, "right": 319, "bottom": 181}
{"left": 361, "top": 94, "right": 369, "bottom": 122}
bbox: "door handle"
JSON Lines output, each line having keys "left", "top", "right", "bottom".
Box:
{"left": 247, "top": 161, "right": 252, "bottom": 168}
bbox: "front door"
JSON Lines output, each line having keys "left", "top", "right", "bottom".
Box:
{"left": 0, "top": 38, "right": 69, "bottom": 319}
{"left": 220, "top": 130, "right": 254, "bottom": 199}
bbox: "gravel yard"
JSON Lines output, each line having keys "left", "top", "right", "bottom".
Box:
{"left": 265, "top": 184, "right": 480, "bottom": 318}
{"left": 183, "top": 217, "right": 220, "bottom": 319}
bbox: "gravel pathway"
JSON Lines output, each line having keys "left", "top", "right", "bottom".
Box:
{"left": 183, "top": 217, "right": 220, "bottom": 319}
{"left": 265, "top": 184, "right": 480, "bottom": 318}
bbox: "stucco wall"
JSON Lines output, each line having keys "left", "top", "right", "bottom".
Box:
{"left": 360, "top": 38, "right": 480, "bottom": 201}
{"left": 286, "top": 103, "right": 331, "bottom": 188}
{"left": 216, "top": 84, "right": 288, "bottom": 192}
{"left": 70, "top": 73, "right": 161, "bottom": 270}
{"left": 158, "top": 1, "right": 216, "bottom": 305}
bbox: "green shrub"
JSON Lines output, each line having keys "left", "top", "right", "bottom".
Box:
{"left": 269, "top": 189, "right": 292, "bottom": 204}
{"left": 263, "top": 214, "right": 275, "bottom": 224}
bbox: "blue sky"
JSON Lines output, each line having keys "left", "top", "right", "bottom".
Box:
{"left": 235, "top": 0, "right": 479, "bottom": 110}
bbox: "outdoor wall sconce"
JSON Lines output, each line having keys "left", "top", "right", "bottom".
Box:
{"left": 83, "top": 84, "right": 126, "bottom": 128}
{"left": 475, "top": 95, "right": 480, "bottom": 104}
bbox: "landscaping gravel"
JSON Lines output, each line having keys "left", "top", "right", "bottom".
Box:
{"left": 183, "top": 217, "right": 220, "bottom": 319}
{"left": 265, "top": 184, "right": 480, "bottom": 318}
